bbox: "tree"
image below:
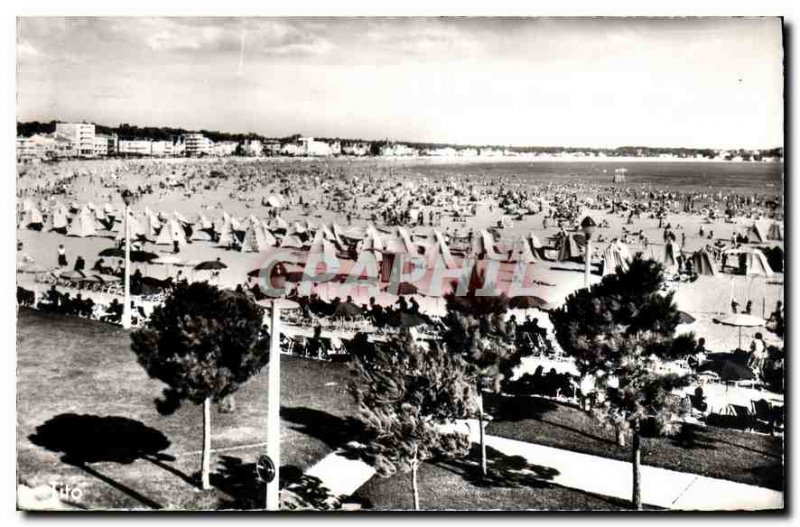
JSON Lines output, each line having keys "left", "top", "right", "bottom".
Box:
{"left": 349, "top": 330, "right": 476, "bottom": 510}
{"left": 442, "top": 284, "right": 525, "bottom": 478}
{"left": 130, "top": 282, "right": 270, "bottom": 490}
{"left": 549, "top": 256, "right": 696, "bottom": 509}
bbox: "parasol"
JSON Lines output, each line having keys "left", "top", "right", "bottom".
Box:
{"left": 195, "top": 259, "right": 228, "bottom": 271}
{"left": 717, "top": 313, "right": 766, "bottom": 350}
{"left": 509, "top": 296, "right": 549, "bottom": 309}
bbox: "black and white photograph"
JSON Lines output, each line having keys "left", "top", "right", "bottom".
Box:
{"left": 13, "top": 15, "right": 785, "bottom": 512}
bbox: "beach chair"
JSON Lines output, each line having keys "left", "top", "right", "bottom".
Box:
{"left": 729, "top": 404, "right": 755, "bottom": 431}
{"left": 751, "top": 399, "right": 776, "bottom": 434}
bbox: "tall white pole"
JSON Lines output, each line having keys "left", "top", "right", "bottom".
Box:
{"left": 584, "top": 238, "right": 592, "bottom": 288}
{"left": 122, "top": 203, "right": 132, "bottom": 329}
{"left": 266, "top": 304, "right": 281, "bottom": 510}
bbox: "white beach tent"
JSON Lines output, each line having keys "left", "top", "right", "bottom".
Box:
{"left": 67, "top": 206, "right": 98, "bottom": 237}
{"left": 744, "top": 224, "right": 767, "bottom": 244}
{"left": 24, "top": 207, "right": 44, "bottom": 228}
{"left": 155, "top": 218, "right": 187, "bottom": 246}
{"left": 508, "top": 236, "right": 537, "bottom": 263}
{"left": 691, "top": 249, "right": 718, "bottom": 276}
{"left": 662, "top": 241, "right": 679, "bottom": 273}
{"left": 424, "top": 230, "right": 457, "bottom": 269}
{"left": 241, "top": 224, "right": 276, "bottom": 253}
{"left": 738, "top": 250, "right": 774, "bottom": 277}
{"left": 471, "top": 230, "right": 505, "bottom": 260}
{"left": 767, "top": 222, "right": 783, "bottom": 241}
{"left": 46, "top": 204, "right": 69, "bottom": 232}
{"left": 602, "top": 240, "right": 633, "bottom": 276}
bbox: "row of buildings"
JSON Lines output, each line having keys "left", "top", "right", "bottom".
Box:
{"left": 16, "top": 122, "right": 515, "bottom": 163}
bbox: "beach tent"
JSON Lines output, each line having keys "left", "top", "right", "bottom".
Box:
{"left": 470, "top": 230, "right": 505, "bottom": 260}
{"left": 662, "top": 241, "right": 679, "bottom": 273}
{"left": 357, "top": 225, "right": 385, "bottom": 262}
{"left": 744, "top": 224, "right": 767, "bottom": 243}
{"left": 23, "top": 207, "right": 44, "bottom": 229}
{"left": 602, "top": 241, "right": 633, "bottom": 275}
{"left": 155, "top": 218, "right": 187, "bottom": 246}
{"left": 738, "top": 250, "right": 774, "bottom": 277}
{"left": 67, "top": 206, "right": 98, "bottom": 237}
{"left": 424, "top": 230, "right": 457, "bottom": 269}
{"left": 217, "top": 213, "right": 243, "bottom": 248}
{"left": 270, "top": 216, "right": 289, "bottom": 232}
{"left": 767, "top": 222, "right": 783, "bottom": 241}
{"left": 143, "top": 211, "right": 162, "bottom": 239}
{"left": 241, "top": 224, "right": 276, "bottom": 253}
{"left": 116, "top": 214, "right": 145, "bottom": 241}
{"left": 691, "top": 249, "right": 718, "bottom": 276}
{"left": 280, "top": 234, "right": 305, "bottom": 250}
{"left": 557, "top": 233, "right": 585, "bottom": 262}
{"left": 307, "top": 230, "right": 337, "bottom": 262}
{"left": 508, "top": 236, "right": 537, "bottom": 263}
{"left": 45, "top": 204, "right": 68, "bottom": 232}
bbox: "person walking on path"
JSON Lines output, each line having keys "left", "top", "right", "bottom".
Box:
{"left": 57, "top": 244, "right": 68, "bottom": 268}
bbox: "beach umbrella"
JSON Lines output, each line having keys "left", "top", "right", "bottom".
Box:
{"left": 267, "top": 196, "right": 282, "bottom": 208}
{"left": 717, "top": 313, "right": 766, "bottom": 350}
{"left": 131, "top": 251, "right": 159, "bottom": 263}
{"left": 17, "top": 262, "right": 50, "bottom": 274}
{"left": 509, "top": 296, "right": 549, "bottom": 309}
{"left": 195, "top": 259, "right": 228, "bottom": 271}
{"left": 395, "top": 282, "right": 420, "bottom": 296}
{"left": 699, "top": 360, "right": 756, "bottom": 382}
{"left": 677, "top": 311, "right": 696, "bottom": 324}
{"left": 333, "top": 302, "right": 363, "bottom": 319}
{"left": 59, "top": 270, "right": 86, "bottom": 281}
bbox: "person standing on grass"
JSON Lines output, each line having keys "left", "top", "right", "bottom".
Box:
{"left": 749, "top": 332, "right": 767, "bottom": 380}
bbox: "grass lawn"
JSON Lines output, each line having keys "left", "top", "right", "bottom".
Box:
{"left": 16, "top": 309, "right": 357, "bottom": 510}
{"left": 353, "top": 445, "right": 641, "bottom": 511}
{"left": 484, "top": 394, "right": 783, "bottom": 491}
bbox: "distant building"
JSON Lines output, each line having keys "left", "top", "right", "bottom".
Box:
{"left": 212, "top": 141, "right": 238, "bottom": 156}
{"left": 241, "top": 139, "right": 263, "bottom": 157}
{"left": 93, "top": 134, "right": 117, "bottom": 157}
{"left": 263, "top": 141, "right": 281, "bottom": 156}
{"left": 342, "top": 142, "right": 370, "bottom": 156}
{"left": 425, "top": 146, "right": 457, "bottom": 157}
{"left": 184, "top": 133, "right": 213, "bottom": 156}
{"left": 55, "top": 122, "right": 96, "bottom": 158}
{"left": 151, "top": 140, "right": 174, "bottom": 157}
{"left": 457, "top": 147, "right": 478, "bottom": 157}
{"left": 16, "top": 135, "right": 55, "bottom": 163}
{"left": 118, "top": 139, "right": 153, "bottom": 156}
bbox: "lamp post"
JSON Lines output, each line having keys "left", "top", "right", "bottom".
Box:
{"left": 581, "top": 216, "right": 597, "bottom": 288}
{"left": 121, "top": 189, "right": 133, "bottom": 329}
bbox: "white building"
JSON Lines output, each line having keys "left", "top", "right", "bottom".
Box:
{"left": 212, "top": 141, "right": 238, "bottom": 156}
{"left": 241, "top": 139, "right": 263, "bottom": 157}
{"left": 118, "top": 139, "right": 153, "bottom": 156}
{"left": 55, "top": 122, "right": 96, "bottom": 158}
{"left": 342, "top": 142, "right": 370, "bottom": 156}
{"left": 184, "top": 133, "right": 213, "bottom": 156}
{"left": 151, "top": 140, "right": 174, "bottom": 157}
{"left": 17, "top": 135, "right": 56, "bottom": 163}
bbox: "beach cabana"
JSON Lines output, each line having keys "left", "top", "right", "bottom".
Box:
{"left": 470, "top": 230, "right": 505, "bottom": 260}
{"left": 424, "top": 230, "right": 457, "bottom": 269}
{"left": 602, "top": 241, "right": 632, "bottom": 275}
{"left": 155, "top": 218, "right": 187, "bottom": 246}
{"left": 767, "top": 222, "right": 783, "bottom": 241}
{"left": 557, "top": 233, "right": 585, "bottom": 262}
{"left": 67, "top": 207, "right": 98, "bottom": 238}
{"left": 45, "top": 204, "right": 68, "bottom": 233}
{"left": 691, "top": 249, "right": 718, "bottom": 276}
{"left": 241, "top": 224, "right": 276, "bottom": 253}
{"left": 738, "top": 250, "right": 774, "bottom": 277}
{"left": 744, "top": 224, "right": 767, "bottom": 244}
{"left": 508, "top": 236, "right": 537, "bottom": 263}
{"left": 662, "top": 241, "right": 679, "bottom": 273}
{"left": 23, "top": 207, "right": 44, "bottom": 230}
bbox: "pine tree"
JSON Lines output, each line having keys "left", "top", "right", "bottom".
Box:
{"left": 549, "top": 256, "right": 696, "bottom": 509}
{"left": 349, "top": 330, "right": 476, "bottom": 510}
{"left": 442, "top": 288, "right": 523, "bottom": 478}
{"left": 130, "top": 282, "right": 270, "bottom": 490}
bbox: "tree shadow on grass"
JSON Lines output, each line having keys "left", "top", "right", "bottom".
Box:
{"left": 654, "top": 423, "right": 717, "bottom": 451}
{"left": 484, "top": 393, "right": 559, "bottom": 421}
{"left": 280, "top": 406, "right": 369, "bottom": 461}
{"left": 211, "top": 456, "right": 341, "bottom": 510}
{"left": 28, "top": 413, "right": 187, "bottom": 509}
{"left": 435, "top": 444, "right": 558, "bottom": 490}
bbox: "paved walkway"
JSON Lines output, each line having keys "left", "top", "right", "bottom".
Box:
{"left": 301, "top": 422, "right": 783, "bottom": 511}
{"left": 460, "top": 420, "right": 783, "bottom": 511}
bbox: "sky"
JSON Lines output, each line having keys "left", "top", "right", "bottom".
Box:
{"left": 16, "top": 17, "right": 784, "bottom": 149}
